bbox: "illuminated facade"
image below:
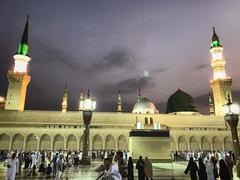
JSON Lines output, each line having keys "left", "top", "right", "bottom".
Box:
{"left": 210, "top": 27, "right": 232, "bottom": 116}
{"left": 5, "top": 16, "right": 31, "bottom": 111}
{"left": 0, "top": 20, "right": 237, "bottom": 153}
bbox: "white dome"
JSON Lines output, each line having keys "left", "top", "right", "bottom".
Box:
{"left": 132, "top": 97, "right": 159, "bottom": 114}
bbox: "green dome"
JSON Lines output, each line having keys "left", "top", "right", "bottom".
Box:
{"left": 165, "top": 89, "right": 198, "bottom": 114}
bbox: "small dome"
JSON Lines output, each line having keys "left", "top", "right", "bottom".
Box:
{"left": 132, "top": 97, "right": 159, "bottom": 114}
{"left": 165, "top": 89, "right": 198, "bottom": 114}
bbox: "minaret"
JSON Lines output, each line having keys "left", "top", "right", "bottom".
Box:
{"left": 5, "top": 16, "right": 31, "bottom": 111}
{"left": 61, "top": 85, "right": 68, "bottom": 112}
{"left": 117, "top": 90, "right": 122, "bottom": 112}
{"left": 208, "top": 92, "right": 214, "bottom": 115}
{"left": 137, "top": 87, "right": 142, "bottom": 102}
{"left": 79, "top": 89, "right": 84, "bottom": 111}
{"left": 210, "top": 27, "right": 232, "bottom": 116}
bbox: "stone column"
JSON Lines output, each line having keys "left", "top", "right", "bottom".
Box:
{"left": 210, "top": 143, "right": 213, "bottom": 151}
{"left": 187, "top": 142, "right": 191, "bottom": 151}
{"left": 9, "top": 136, "right": 12, "bottom": 151}
{"left": 77, "top": 137, "right": 80, "bottom": 151}
{"left": 51, "top": 140, "right": 54, "bottom": 151}
{"left": 64, "top": 138, "right": 67, "bottom": 150}
{"left": 23, "top": 137, "right": 26, "bottom": 150}
{"left": 222, "top": 143, "right": 225, "bottom": 151}
{"left": 37, "top": 138, "right": 40, "bottom": 151}
{"left": 115, "top": 136, "right": 118, "bottom": 151}
{"left": 103, "top": 137, "right": 106, "bottom": 150}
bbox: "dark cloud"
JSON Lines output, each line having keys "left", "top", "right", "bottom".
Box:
{"left": 94, "top": 76, "right": 156, "bottom": 105}
{"left": 193, "top": 64, "right": 208, "bottom": 71}
{"left": 90, "top": 48, "right": 135, "bottom": 72}
{"left": 38, "top": 47, "right": 135, "bottom": 76}
{"left": 108, "top": 76, "right": 155, "bottom": 93}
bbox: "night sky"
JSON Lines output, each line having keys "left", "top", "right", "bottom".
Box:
{"left": 0, "top": 0, "right": 240, "bottom": 113}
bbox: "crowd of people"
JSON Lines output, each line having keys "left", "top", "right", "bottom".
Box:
{"left": 182, "top": 150, "right": 240, "bottom": 180}
{"left": 172, "top": 150, "right": 235, "bottom": 162}
{"left": 1, "top": 149, "right": 153, "bottom": 180}
{"left": 3, "top": 148, "right": 240, "bottom": 180}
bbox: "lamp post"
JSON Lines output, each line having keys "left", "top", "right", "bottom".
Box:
{"left": 80, "top": 89, "right": 96, "bottom": 165}
{"left": 222, "top": 95, "right": 240, "bottom": 159}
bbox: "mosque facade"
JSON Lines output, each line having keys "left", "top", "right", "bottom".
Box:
{"left": 0, "top": 18, "right": 235, "bottom": 153}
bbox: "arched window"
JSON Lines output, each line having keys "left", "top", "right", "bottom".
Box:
{"left": 145, "top": 117, "right": 148, "bottom": 124}
{"left": 150, "top": 117, "right": 153, "bottom": 124}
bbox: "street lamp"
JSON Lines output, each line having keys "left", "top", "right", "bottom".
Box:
{"left": 80, "top": 89, "right": 96, "bottom": 165}
{"left": 222, "top": 95, "right": 240, "bottom": 159}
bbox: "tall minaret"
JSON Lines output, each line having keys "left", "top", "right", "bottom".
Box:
{"left": 210, "top": 27, "right": 232, "bottom": 116}
{"left": 61, "top": 85, "right": 68, "bottom": 112}
{"left": 117, "top": 90, "right": 122, "bottom": 112}
{"left": 5, "top": 16, "right": 31, "bottom": 111}
{"left": 137, "top": 87, "right": 142, "bottom": 102}
{"left": 79, "top": 89, "right": 84, "bottom": 111}
{"left": 208, "top": 92, "right": 214, "bottom": 115}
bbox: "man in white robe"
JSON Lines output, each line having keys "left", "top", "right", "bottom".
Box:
{"left": 6, "top": 153, "right": 17, "bottom": 180}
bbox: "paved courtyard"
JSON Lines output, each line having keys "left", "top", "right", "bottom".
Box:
{"left": 0, "top": 161, "right": 190, "bottom": 180}
{"left": 0, "top": 161, "right": 238, "bottom": 179}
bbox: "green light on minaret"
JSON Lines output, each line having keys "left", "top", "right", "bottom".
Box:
{"left": 211, "top": 27, "right": 222, "bottom": 48}
{"left": 211, "top": 40, "right": 221, "bottom": 48}
{"left": 17, "top": 43, "right": 28, "bottom": 55}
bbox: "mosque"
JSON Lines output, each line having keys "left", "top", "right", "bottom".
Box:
{"left": 0, "top": 17, "right": 235, "bottom": 154}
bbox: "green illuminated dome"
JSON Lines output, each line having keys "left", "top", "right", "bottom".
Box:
{"left": 165, "top": 89, "right": 198, "bottom": 114}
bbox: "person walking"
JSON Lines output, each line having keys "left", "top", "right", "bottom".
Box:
{"left": 128, "top": 157, "right": 134, "bottom": 180}
{"left": 17, "top": 153, "right": 23, "bottom": 175}
{"left": 136, "top": 156, "right": 145, "bottom": 180}
{"left": 6, "top": 152, "right": 17, "bottom": 180}
{"left": 205, "top": 157, "right": 214, "bottom": 180}
{"left": 184, "top": 157, "right": 198, "bottom": 180}
{"left": 144, "top": 157, "right": 153, "bottom": 180}
{"left": 55, "top": 155, "right": 64, "bottom": 180}
{"left": 198, "top": 158, "right": 207, "bottom": 180}
{"left": 52, "top": 152, "right": 59, "bottom": 175}
{"left": 219, "top": 159, "right": 231, "bottom": 180}
{"left": 211, "top": 156, "right": 219, "bottom": 179}
{"left": 224, "top": 155, "right": 233, "bottom": 180}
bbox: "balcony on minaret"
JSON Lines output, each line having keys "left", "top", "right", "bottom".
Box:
{"left": 13, "top": 54, "right": 31, "bottom": 73}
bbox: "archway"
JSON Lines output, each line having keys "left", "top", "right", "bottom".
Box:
{"left": 0, "top": 133, "right": 10, "bottom": 150}
{"left": 66, "top": 134, "right": 77, "bottom": 150}
{"left": 40, "top": 134, "right": 51, "bottom": 150}
{"left": 201, "top": 136, "right": 211, "bottom": 150}
{"left": 190, "top": 136, "right": 199, "bottom": 151}
{"left": 117, "top": 135, "right": 127, "bottom": 151}
{"left": 178, "top": 136, "right": 188, "bottom": 151}
{"left": 12, "top": 134, "right": 24, "bottom": 150}
{"left": 92, "top": 135, "right": 103, "bottom": 150}
{"left": 53, "top": 134, "right": 64, "bottom": 150}
{"left": 25, "top": 134, "right": 38, "bottom": 150}
{"left": 224, "top": 136, "right": 232, "bottom": 151}
{"left": 105, "top": 135, "right": 116, "bottom": 150}
{"left": 213, "top": 136, "right": 222, "bottom": 151}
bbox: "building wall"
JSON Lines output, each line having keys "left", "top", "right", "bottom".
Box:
{"left": 0, "top": 110, "right": 235, "bottom": 152}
